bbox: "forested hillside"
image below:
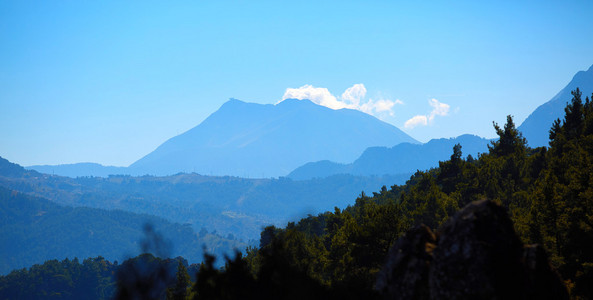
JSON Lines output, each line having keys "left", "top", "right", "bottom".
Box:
{"left": 0, "top": 254, "right": 201, "bottom": 300}
{"left": 0, "top": 187, "right": 243, "bottom": 275}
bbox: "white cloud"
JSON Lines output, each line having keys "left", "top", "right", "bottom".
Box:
{"left": 282, "top": 85, "right": 346, "bottom": 109}
{"left": 280, "top": 83, "right": 403, "bottom": 120}
{"left": 282, "top": 86, "right": 450, "bottom": 130}
{"left": 361, "top": 99, "right": 396, "bottom": 116}
{"left": 428, "top": 98, "right": 450, "bottom": 121}
{"left": 404, "top": 115, "right": 428, "bottom": 129}
{"left": 341, "top": 83, "right": 367, "bottom": 106}
{"left": 404, "top": 98, "right": 451, "bottom": 129}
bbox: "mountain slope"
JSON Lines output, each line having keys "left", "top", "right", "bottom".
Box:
{"left": 129, "top": 98, "right": 418, "bottom": 177}
{"left": 289, "top": 134, "right": 490, "bottom": 180}
{"left": 0, "top": 186, "right": 245, "bottom": 275}
{"left": 519, "top": 64, "right": 593, "bottom": 147}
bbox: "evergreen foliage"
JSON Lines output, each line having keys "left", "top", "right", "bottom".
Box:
{"left": 0, "top": 257, "right": 117, "bottom": 300}
{"left": 0, "top": 254, "right": 198, "bottom": 300}
{"left": 167, "top": 262, "right": 191, "bottom": 300}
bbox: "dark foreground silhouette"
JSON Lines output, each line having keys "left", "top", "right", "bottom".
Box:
{"left": 377, "top": 200, "right": 567, "bottom": 300}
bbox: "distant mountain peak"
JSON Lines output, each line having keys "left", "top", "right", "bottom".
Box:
{"left": 220, "top": 98, "right": 249, "bottom": 108}
{"left": 227, "top": 97, "right": 245, "bottom": 104}
{"left": 129, "top": 98, "right": 418, "bottom": 177}
{"left": 570, "top": 64, "right": 593, "bottom": 84}
{"left": 276, "top": 98, "right": 317, "bottom": 107}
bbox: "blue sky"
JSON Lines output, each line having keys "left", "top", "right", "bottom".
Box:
{"left": 1, "top": 1, "right": 592, "bottom": 166}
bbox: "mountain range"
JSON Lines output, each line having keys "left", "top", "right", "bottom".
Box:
{"left": 26, "top": 64, "right": 593, "bottom": 180}
{"left": 4, "top": 64, "right": 593, "bottom": 278}
{"left": 29, "top": 98, "right": 418, "bottom": 178}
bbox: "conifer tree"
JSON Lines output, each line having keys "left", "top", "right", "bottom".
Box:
{"left": 168, "top": 262, "right": 190, "bottom": 300}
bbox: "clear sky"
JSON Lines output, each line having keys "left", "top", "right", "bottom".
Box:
{"left": 1, "top": 1, "right": 592, "bottom": 167}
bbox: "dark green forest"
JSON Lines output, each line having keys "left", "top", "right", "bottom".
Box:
{"left": 0, "top": 254, "right": 203, "bottom": 300}
{"left": 1, "top": 89, "right": 593, "bottom": 299}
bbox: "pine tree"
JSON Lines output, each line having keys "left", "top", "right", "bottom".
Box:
{"left": 168, "top": 262, "right": 190, "bottom": 300}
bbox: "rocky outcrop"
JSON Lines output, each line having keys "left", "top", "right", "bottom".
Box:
{"left": 429, "top": 200, "right": 526, "bottom": 299}
{"left": 377, "top": 200, "right": 568, "bottom": 300}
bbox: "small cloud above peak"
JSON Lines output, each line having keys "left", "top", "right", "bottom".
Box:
{"left": 281, "top": 85, "right": 344, "bottom": 109}
{"left": 428, "top": 98, "right": 450, "bottom": 121}
{"left": 404, "top": 115, "right": 428, "bottom": 129}
{"left": 341, "top": 84, "right": 367, "bottom": 107}
{"left": 404, "top": 98, "right": 451, "bottom": 129}
{"left": 279, "top": 84, "right": 403, "bottom": 120}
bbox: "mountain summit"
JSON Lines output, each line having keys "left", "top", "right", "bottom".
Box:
{"left": 129, "top": 98, "right": 418, "bottom": 177}
{"left": 519, "top": 64, "right": 593, "bottom": 147}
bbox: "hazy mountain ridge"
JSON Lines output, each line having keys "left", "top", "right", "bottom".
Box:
{"left": 289, "top": 134, "right": 491, "bottom": 180}
{"left": 27, "top": 162, "right": 129, "bottom": 178}
{"left": 518, "top": 64, "right": 593, "bottom": 147}
{"left": 1, "top": 156, "right": 409, "bottom": 244}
